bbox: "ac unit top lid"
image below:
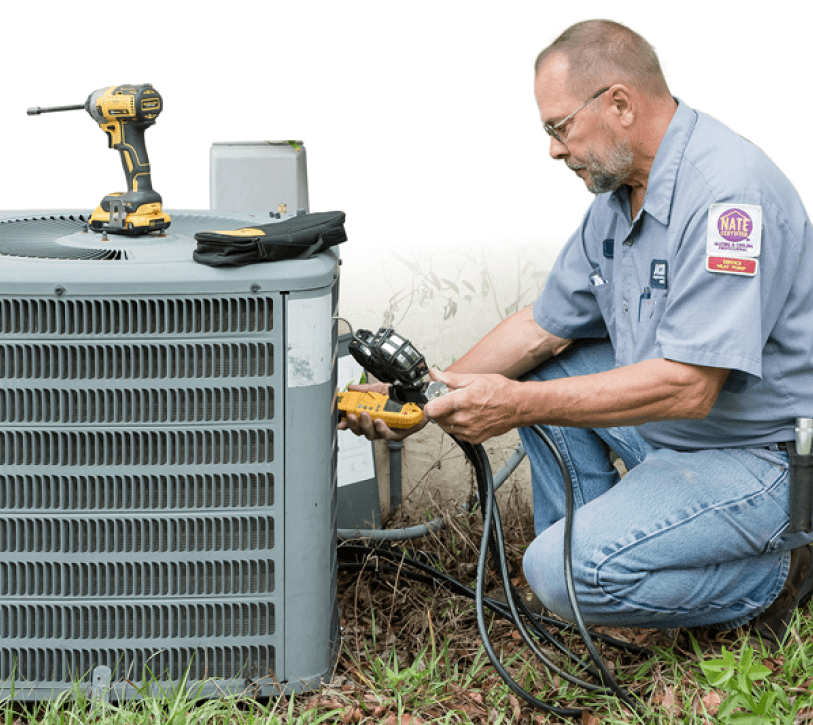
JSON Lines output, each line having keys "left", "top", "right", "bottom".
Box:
{"left": 0, "top": 210, "right": 338, "bottom": 295}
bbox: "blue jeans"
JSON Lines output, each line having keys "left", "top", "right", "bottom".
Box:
{"left": 518, "top": 339, "right": 812, "bottom": 630}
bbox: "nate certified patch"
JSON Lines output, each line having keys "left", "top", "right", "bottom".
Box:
{"left": 706, "top": 203, "right": 762, "bottom": 257}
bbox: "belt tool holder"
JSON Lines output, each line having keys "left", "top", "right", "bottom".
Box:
{"left": 788, "top": 440, "right": 813, "bottom": 533}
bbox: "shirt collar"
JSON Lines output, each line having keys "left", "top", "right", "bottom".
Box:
{"left": 609, "top": 98, "right": 697, "bottom": 226}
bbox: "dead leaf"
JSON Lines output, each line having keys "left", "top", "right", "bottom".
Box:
{"left": 657, "top": 685, "right": 680, "bottom": 717}
{"left": 384, "top": 715, "right": 423, "bottom": 725}
{"left": 508, "top": 694, "right": 522, "bottom": 721}
{"left": 340, "top": 706, "right": 363, "bottom": 723}
{"left": 704, "top": 690, "right": 722, "bottom": 714}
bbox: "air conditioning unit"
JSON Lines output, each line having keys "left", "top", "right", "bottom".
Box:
{"left": 0, "top": 210, "right": 340, "bottom": 701}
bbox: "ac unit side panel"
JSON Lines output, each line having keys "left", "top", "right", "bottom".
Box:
{"left": 282, "top": 382, "right": 339, "bottom": 686}
{"left": 280, "top": 287, "right": 340, "bottom": 688}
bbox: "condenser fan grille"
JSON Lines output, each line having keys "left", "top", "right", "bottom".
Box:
{"left": 0, "top": 515, "right": 275, "bottom": 555}
{"left": 0, "top": 472, "right": 274, "bottom": 511}
{"left": 0, "top": 213, "right": 271, "bottom": 262}
{"left": 0, "top": 386, "right": 274, "bottom": 424}
{"left": 0, "top": 215, "right": 125, "bottom": 260}
{"left": 0, "top": 558, "right": 275, "bottom": 598}
{"left": 0, "top": 288, "right": 285, "bottom": 692}
{"left": 0, "top": 342, "right": 273, "bottom": 380}
{"left": 0, "top": 428, "right": 273, "bottom": 467}
{"left": 0, "top": 296, "right": 273, "bottom": 336}
{"left": 0, "top": 645, "right": 274, "bottom": 688}
{"left": 0, "top": 601, "right": 275, "bottom": 640}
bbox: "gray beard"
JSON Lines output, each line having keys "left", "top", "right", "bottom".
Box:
{"left": 567, "top": 137, "right": 634, "bottom": 194}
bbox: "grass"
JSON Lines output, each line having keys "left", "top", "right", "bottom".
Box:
{"left": 1, "top": 505, "right": 812, "bottom": 723}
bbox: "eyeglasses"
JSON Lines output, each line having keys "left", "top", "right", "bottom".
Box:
{"left": 543, "top": 87, "right": 611, "bottom": 144}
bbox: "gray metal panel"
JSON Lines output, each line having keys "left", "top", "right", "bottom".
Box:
{"left": 336, "top": 333, "right": 381, "bottom": 530}
{"left": 209, "top": 143, "right": 309, "bottom": 213}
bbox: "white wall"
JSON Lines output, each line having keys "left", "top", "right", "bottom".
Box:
{"left": 4, "top": 1, "right": 809, "bottom": 330}
{"left": 3, "top": 0, "right": 810, "bottom": 509}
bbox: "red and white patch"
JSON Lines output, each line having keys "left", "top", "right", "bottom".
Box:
{"left": 706, "top": 256, "right": 759, "bottom": 276}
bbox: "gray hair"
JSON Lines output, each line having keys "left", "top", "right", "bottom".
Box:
{"left": 535, "top": 20, "right": 670, "bottom": 99}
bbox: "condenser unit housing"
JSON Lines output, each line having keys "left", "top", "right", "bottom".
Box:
{"left": 0, "top": 210, "right": 340, "bottom": 700}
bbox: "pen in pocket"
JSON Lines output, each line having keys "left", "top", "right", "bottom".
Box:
{"left": 638, "top": 287, "right": 651, "bottom": 321}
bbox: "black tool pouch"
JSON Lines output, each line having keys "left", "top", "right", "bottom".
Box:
{"left": 787, "top": 440, "right": 813, "bottom": 533}
{"left": 193, "top": 211, "right": 347, "bottom": 267}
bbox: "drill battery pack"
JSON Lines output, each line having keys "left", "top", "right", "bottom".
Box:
{"left": 193, "top": 211, "right": 346, "bottom": 267}
{"left": 90, "top": 197, "right": 171, "bottom": 235}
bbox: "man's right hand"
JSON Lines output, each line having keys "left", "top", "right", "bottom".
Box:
{"left": 337, "top": 383, "right": 429, "bottom": 441}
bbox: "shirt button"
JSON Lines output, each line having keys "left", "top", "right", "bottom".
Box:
{"left": 622, "top": 303, "right": 629, "bottom": 312}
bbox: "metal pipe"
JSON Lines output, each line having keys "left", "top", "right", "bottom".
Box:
{"left": 387, "top": 440, "right": 404, "bottom": 511}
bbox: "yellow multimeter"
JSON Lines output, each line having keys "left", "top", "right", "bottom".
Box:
{"left": 337, "top": 390, "right": 424, "bottom": 429}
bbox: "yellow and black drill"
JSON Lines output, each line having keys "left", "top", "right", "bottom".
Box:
{"left": 28, "top": 84, "right": 171, "bottom": 235}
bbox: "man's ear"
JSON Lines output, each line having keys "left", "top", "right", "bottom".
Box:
{"left": 608, "top": 85, "right": 635, "bottom": 129}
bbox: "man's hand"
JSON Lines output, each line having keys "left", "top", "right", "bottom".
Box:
{"left": 422, "top": 369, "right": 520, "bottom": 445}
{"left": 337, "top": 382, "right": 429, "bottom": 441}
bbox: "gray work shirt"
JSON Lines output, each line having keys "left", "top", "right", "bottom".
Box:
{"left": 533, "top": 100, "right": 813, "bottom": 449}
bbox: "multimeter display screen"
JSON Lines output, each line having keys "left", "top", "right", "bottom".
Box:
{"left": 383, "top": 398, "right": 405, "bottom": 413}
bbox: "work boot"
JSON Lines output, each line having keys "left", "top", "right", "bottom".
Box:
{"left": 488, "top": 585, "right": 545, "bottom": 616}
{"left": 748, "top": 544, "right": 813, "bottom": 650}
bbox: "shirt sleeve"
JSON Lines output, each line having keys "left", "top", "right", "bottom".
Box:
{"left": 656, "top": 194, "right": 803, "bottom": 388}
{"left": 533, "top": 206, "right": 609, "bottom": 340}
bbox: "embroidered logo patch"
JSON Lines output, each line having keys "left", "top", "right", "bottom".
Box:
{"left": 706, "top": 203, "right": 762, "bottom": 257}
{"left": 650, "top": 260, "right": 668, "bottom": 289}
{"left": 706, "top": 256, "right": 759, "bottom": 276}
{"left": 603, "top": 239, "right": 614, "bottom": 259}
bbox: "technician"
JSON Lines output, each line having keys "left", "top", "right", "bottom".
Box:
{"left": 339, "top": 19, "right": 813, "bottom": 647}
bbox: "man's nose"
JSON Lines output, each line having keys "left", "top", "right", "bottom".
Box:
{"left": 549, "top": 135, "right": 568, "bottom": 160}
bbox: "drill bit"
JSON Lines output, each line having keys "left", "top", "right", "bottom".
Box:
{"left": 27, "top": 104, "right": 85, "bottom": 116}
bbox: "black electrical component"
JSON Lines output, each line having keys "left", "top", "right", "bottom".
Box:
{"left": 348, "top": 327, "right": 430, "bottom": 404}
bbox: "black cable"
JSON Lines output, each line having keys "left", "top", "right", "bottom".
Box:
{"left": 529, "top": 425, "right": 641, "bottom": 711}
{"left": 460, "top": 436, "right": 646, "bottom": 714}
{"left": 337, "top": 544, "right": 611, "bottom": 693}
{"left": 462, "top": 439, "right": 585, "bottom": 718}
{"left": 336, "top": 544, "right": 649, "bottom": 657}
{"left": 337, "top": 430, "right": 649, "bottom": 717}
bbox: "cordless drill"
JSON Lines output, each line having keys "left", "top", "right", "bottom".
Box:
{"left": 28, "top": 84, "right": 171, "bottom": 235}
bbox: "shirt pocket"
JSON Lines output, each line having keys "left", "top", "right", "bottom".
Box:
{"left": 637, "top": 288, "right": 668, "bottom": 325}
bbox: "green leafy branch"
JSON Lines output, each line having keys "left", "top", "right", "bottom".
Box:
{"left": 698, "top": 644, "right": 791, "bottom": 723}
